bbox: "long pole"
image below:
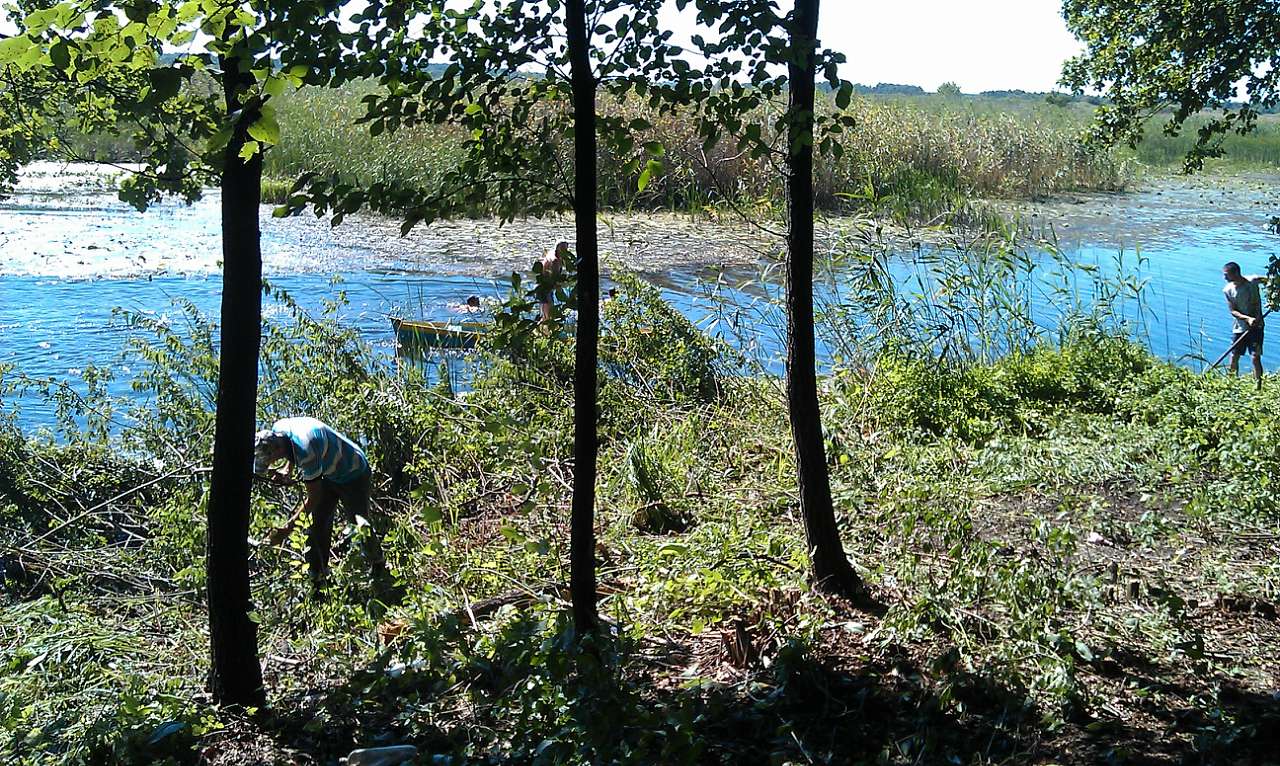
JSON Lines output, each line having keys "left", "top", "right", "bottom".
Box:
{"left": 1209, "top": 309, "right": 1273, "bottom": 370}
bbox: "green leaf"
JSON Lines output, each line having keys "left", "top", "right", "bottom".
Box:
{"left": 263, "top": 74, "right": 287, "bottom": 98}
{"left": 836, "top": 82, "right": 853, "bottom": 110}
{"left": 636, "top": 164, "right": 653, "bottom": 192}
{"left": 246, "top": 108, "right": 279, "bottom": 146}
{"left": 24, "top": 8, "right": 54, "bottom": 33}
{"left": 206, "top": 124, "right": 233, "bottom": 154}
{"left": 150, "top": 67, "right": 182, "bottom": 101}
{"left": 658, "top": 543, "right": 689, "bottom": 557}
{"left": 238, "top": 139, "right": 260, "bottom": 160}
{"left": 49, "top": 41, "right": 71, "bottom": 71}
{"left": 123, "top": 1, "right": 154, "bottom": 24}
{"left": 0, "top": 36, "right": 31, "bottom": 65}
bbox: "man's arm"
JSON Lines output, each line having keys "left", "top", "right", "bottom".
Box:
{"left": 267, "top": 479, "right": 323, "bottom": 546}
{"left": 1227, "top": 295, "right": 1261, "bottom": 326}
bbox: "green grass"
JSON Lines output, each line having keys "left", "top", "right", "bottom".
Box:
{"left": 3, "top": 259, "right": 1279, "bottom": 764}
{"left": 255, "top": 84, "right": 1132, "bottom": 221}
{"left": 1130, "top": 113, "right": 1280, "bottom": 169}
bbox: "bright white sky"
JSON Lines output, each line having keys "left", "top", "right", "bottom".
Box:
{"left": 2, "top": 1, "right": 1084, "bottom": 93}
{"left": 657, "top": 0, "right": 1083, "bottom": 94}
{"left": 817, "top": 0, "right": 1083, "bottom": 92}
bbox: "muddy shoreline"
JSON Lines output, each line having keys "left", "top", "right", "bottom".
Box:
{"left": 5, "top": 163, "right": 1280, "bottom": 280}
{"left": 0, "top": 163, "right": 958, "bottom": 279}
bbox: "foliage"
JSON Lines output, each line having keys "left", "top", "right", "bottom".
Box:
{"left": 283, "top": 0, "right": 677, "bottom": 228}
{"left": 601, "top": 272, "right": 728, "bottom": 405}
{"left": 5, "top": 268, "right": 1280, "bottom": 761}
{"left": 1062, "top": 0, "right": 1280, "bottom": 170}
{"left": 857, "top": 333, "right": 1150, "bottom": 442}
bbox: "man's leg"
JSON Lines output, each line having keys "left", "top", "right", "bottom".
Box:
{"left": 304, "top": 481, "right": 340, "bottom": 589}
{"left": 335, "top": 473, "right": 395, "bottom": 593}
{"left": 1253, "top": 350, "right": 1264, "bottom": 388}
{"left": 1230, "top": 350, "right": 1242, "bottom": 376}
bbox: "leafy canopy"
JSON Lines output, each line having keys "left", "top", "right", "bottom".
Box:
{"left": 0, "top": 0, "right": 347, "bottom": 207}
{"left": 1061, "top": 0, "right": 1280, "bottom": 170}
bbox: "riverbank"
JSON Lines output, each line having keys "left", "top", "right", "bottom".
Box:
{"left": 3, "top": 290, "right": 1278, "bottom": 764}
{"left": 6, "top": 162, "right": 1280, "bottom": 436}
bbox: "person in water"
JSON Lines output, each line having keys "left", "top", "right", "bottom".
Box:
{"left": 447, "top": 294, "right": 484, "bottom": 314}
{"left": 253, "top": 417, "right": 395, "bottom": 594}
{"left": 536, "top": 241, "right": 569, "bottom": 323}
{"left": 1222, "top": 261, "right": 1267, "bottom": 389}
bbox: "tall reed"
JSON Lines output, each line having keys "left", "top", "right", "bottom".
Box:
{"left": 260, "top": 84, "right": 1134, "bottom": 222}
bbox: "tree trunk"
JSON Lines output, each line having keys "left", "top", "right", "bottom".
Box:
{"left": 205, "top": 54, "right": 265, "bottom": 707}
{"left": 785, "top": 0, "right": 863, "bottom": 598}
{"left": 565, "top": 0, "right": 599, "bottom": 635}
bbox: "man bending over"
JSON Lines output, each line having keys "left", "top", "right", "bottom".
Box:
{"left": 254, "top": 417, "right": 393, "bottom": 593}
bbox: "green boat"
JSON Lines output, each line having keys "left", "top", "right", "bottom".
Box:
{"left": 392, "top": 317, "right": 487, "bottom": 351}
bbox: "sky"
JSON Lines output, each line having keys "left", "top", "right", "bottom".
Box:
{"left": 648, "top": 1, "right": 1085, "bottom": 94}
{"left": 815, "top": 0, "right": 1084, "bottom": 93}
{"left": 656, "top": 0, "right": 1084, "bottom": 94}
{"left": 2, "top": 1, "right": 1086, "bottom": 93}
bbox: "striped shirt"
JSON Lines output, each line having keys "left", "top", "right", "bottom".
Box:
{"left": 272, "top": 417, "right": 369, "bottom": 485}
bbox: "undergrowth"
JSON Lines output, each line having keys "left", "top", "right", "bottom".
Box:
{"left": 2, "top": 260, "right": 1279, "bottom": 764}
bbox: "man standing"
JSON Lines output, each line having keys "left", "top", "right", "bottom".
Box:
{"left": 536, "top": 241, "right": 569, "bottom": 323}
{"left": 1223, "top": 261, "right": 1267, "bottom": 389}
{"left": 253, "top": 417, "right": 393, "bottom": 594}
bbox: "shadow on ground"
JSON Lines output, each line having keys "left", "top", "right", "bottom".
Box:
{"left": 187, "top": 610, "right": 1280, "bottom": 766}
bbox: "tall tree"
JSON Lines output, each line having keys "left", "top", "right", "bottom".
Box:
{"left": 4, "top": 0, "right": 345, "bottom": 705}
{"left": 654, "top": 0, "right": 865, "bottom": 597}
{"left": 290, "top": 0, "right": 678, "bottom": 635}
{"left": 1061, "top": 0, "right": 1280, "bottom": 170}
{"left": 564, "top": 0, "right": 601, "bottom": 634}
{"left": 206, "top": 45, "right": 266, "bottom": 707}
{"left": 782, "top": 0, "right": 861, "bottom": 596}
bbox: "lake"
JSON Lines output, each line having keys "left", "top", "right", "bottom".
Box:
{"left": 3, "top": 164, "right": 1280, "bottom": 432}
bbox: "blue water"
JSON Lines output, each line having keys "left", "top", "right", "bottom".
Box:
{"left": 4, "top": 173, "right": 1280, "bottom": 433}
{"left": 0, "top": 268, "right": 781, "bottom": 432}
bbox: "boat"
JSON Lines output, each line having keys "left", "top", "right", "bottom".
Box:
{"left": 391, "top": 317, "right": 487, "bottom": 351}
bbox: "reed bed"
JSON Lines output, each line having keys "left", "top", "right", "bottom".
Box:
{"left": 261, "top": 84, "right": 1134, "bottom": 221}
{"left": 1131, "top": 113, "right": 1280, "bottom": 168}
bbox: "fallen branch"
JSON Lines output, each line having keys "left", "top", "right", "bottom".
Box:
{"left": 27, "top": 461, "right": 207, "bottom": 546}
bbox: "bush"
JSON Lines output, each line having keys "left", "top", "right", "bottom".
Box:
{"left": 601, "top": 272, "right": 727, "bottom": 405}
{"left": 857, "top": 333, "right": 1152, "bottom": 442}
